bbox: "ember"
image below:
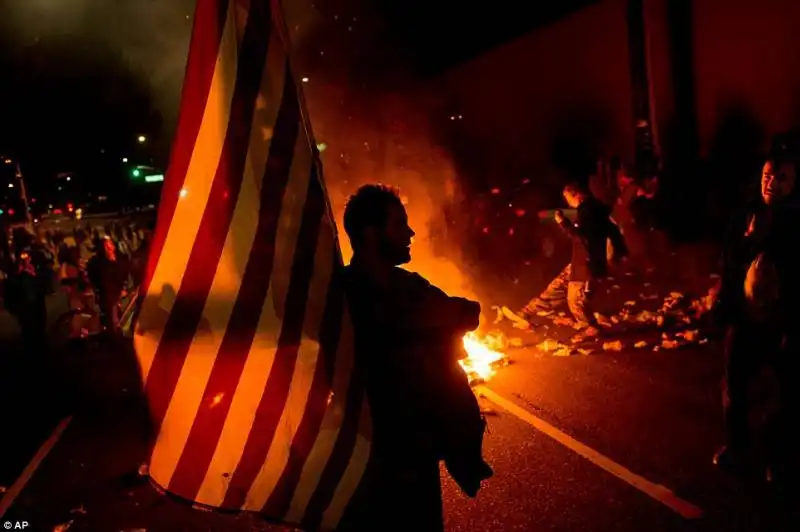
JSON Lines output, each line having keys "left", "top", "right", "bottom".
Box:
{"left": 459, "top": 332, "right": 507, "bottom": 384}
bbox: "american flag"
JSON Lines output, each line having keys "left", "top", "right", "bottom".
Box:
{"left": 131, "top": 0, "right": 371, "bottom": 529}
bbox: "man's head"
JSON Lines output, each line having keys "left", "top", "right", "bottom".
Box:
{"left": 616, "top": 163, "right": 635, "bottom": 189}
{"left": 103, "top": 235, "right": 117, "bottom": 261}
{"left": 343, "top": 184, "right": 415, "bottom": 265}
{"left": 761, "top": 158, "right": 797, "bottom": 205}
{"left": 562, "top": 182, "right": 586, "bottom": 209}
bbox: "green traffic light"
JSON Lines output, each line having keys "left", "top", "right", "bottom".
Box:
{"left": 132, "top": 169, "right": 141, "bottom": 178}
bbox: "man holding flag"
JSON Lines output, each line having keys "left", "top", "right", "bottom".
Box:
{"left": 339, "top": 184, "right": 492, "bottom": 530}
{"left": 130, "top": 0, "right": 490, "bottom": 530}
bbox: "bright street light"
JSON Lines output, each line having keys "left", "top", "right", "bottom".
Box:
{"left": 122, "top": 157, "right": 128, "bottom": 163}
{"left": 137, "top": 135, "right": 146, "bottom": 143}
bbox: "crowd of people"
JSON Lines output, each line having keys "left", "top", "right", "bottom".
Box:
{"left": 0, "top": 219, "right": 152, "bottom": 356}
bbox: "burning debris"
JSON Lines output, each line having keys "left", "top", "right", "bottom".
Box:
{"left": 602, "top": 340, "right": 624, "bottom": 352}
{"left": 459, "top": 332, "right": 510, "bottom": 385}
{"left": 491, "top": 271, "right": 718, "bottom": 357}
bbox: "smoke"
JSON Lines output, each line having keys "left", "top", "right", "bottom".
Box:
{"left": 303, "top": 84, "right": 477, "bottom": 300}
{"left": 1, "top": 0, "right": 479, "bottom": 299}
{"left": 281, "top": 0, "right": 479, "bottom": 301}
{"left": 1, "top": 0, "right": 194, "bottom": 131}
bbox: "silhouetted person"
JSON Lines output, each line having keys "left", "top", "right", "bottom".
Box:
{"left": 339, "top": 184, "right": 491, "bottom": 531}
{"left": 5, "top": 230, "right": 49, "bottom": 363}
{"left": 87, "top": 236, "right": 127, "bottom": 334}
{"left": 521, "top": 183, "right": 627, "bottom": 336}
{"left": 712, "top": 151, "right": 800, "bottom": 486}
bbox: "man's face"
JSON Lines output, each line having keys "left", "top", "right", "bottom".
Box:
{"left": 761, "top": 161, "right": 796, "bottom": 205}
{"left": 563, "top": 190, "right": 581, "bottom": 208}
{"left": 104, "top": 238, "right": 117, "bottom": 261}
{"left": 617, "top": 170, "right": 634, "bottom": 189}
{"left": 378, "top": 202, "right": 415, "bottom": 265}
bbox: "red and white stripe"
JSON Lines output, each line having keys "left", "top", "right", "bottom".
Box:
{"left": 132, "top": 1, "right": 370, "bottom": 529}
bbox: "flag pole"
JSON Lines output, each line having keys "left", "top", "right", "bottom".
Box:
{"left": 271, "top": 0, "right": 345, "bottom": 265}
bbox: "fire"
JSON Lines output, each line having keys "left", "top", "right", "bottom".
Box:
{"left": 459, "top": 332, "right": 506, "bottom": 384}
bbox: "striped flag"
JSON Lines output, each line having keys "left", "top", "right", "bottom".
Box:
{"left": 132, "top": 0, "right": 371, "bottom": 529}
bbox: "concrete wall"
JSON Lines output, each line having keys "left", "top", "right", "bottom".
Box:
{"left": 691, "top": 0, "right": 800, "bottom": 157}
{"left": 432, "top": 0, "right": 634, "bottom": 200}
{"left": 434, "top": 0, "right": 800, "bottom": 193}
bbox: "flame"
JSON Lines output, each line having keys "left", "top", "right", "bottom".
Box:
{"left": 459, "top": 332, "right": 506, "bottom": 383}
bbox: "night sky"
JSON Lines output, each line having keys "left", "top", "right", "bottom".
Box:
{"left": 0, "top": 0, "right": 593, "bottom": 200}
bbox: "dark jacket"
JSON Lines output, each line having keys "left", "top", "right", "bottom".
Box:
{"left": 343, "top": 261, "right": 491, "bottom": 496}
{"left": 558, "top": 196, "right": 628, "bottom": 281}
{"left": 715, "top": 201, "right": 800, "bottom": 329}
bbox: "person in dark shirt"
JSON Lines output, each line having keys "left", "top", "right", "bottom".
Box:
{"left": 521, "top": 183, "right": 627, "bottom": 335}
{"left": 711, "top": 152, "right": 800, "bottom": 485}
{"left": 5, "top": 230, "right": 49, "bottom": 361}
{"left": 87, "top": 235, "right": 128, "bottom": 334}
{"left": 338, "top": 184, "right": 491, "bottom": 532}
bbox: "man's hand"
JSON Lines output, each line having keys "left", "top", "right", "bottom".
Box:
{"left": 745, "top": 213, "right": 772, "bottom": 238}
{"left": 554, "top": 210, "right": 565, "bottom": 225}
{"left": 610, "top": 255, "right": 628, "bottom": 266}
{"left": 453, "top": 297, "right": 481, "bottom": 331}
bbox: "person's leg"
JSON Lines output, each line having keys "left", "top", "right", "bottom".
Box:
{"left": 716, "top": 324, "right": 761, "bottom": 470}
{"left": 338, "top": 455, "right": 444, "bottom": 532}
{"left": 567, "top": 280, "right": 598, "bottom": 330}
{"left": 98, "top": 291, "right": 116, "bottom": 332}
{"left": 520, "top": 264, "right": 570, "bottom": 317}
{"left": 772, "top": 332, "right": 800, "bottom": 485}
{"left": 109, "top": 295, "right": 121, "bottom": 330}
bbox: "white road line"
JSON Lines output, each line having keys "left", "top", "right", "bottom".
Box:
{"left": 0, "top": 416, "right": 72, "bottom": 519}
{"left": 477, "top": 386, "right": 704, "bottom": 520}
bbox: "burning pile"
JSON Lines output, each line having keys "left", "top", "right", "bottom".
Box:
{"left": 491, "top": 272, "right": 721, "bottom": 356}
{"left": 459, "top": 332, "right": 510, "bottom": 385}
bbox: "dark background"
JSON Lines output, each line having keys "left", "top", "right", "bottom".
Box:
{"left": 2, "top": 0, "right": 800, "bottom": 253}
{"left": 0, "top": 0, "right": 594, "bottom": 189}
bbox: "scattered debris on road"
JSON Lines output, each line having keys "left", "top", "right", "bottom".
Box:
{"left": 487, "top": 268, "right": 718, "bottom": 358}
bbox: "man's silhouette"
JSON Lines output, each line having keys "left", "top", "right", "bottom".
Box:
{"left": 712, "top": 151, "right": 800, "bottom": 485}
{"left": 339, "top": 184, "right": 491, "bottom": 531}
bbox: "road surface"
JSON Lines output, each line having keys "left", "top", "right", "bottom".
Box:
{"left": 1, "top": 324, "right": 797, "bottom": 531}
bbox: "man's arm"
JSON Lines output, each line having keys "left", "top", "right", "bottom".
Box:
{"left": 555, "top": 212, "right": 586, "bottom": 244}
{"left": 345, "top": 268, "right": 480, "bottom": 338}
{"left": 390, "top": 273, "right": 481, "bottom": 335}
{"left": 606, "top": 217, "right": 628, "bottom": 260}
{"left": 712, "top": 211, "right": 759, "bottom": 325}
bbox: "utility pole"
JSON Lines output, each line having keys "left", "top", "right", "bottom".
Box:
{"left": 626, "top": 0, "right": 660, "bottom": 179}
{"left": 14, "top": 161, "right": 34, "bottom": 230}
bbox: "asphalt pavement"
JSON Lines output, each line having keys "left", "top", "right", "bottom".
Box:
{"left": 2, "top": 331, "right": 797, "bottom": 531}
{"left": 1, "top": 255, "right": 798, "bottom": 531}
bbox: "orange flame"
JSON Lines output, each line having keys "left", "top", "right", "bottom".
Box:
{"left": 459, "top": 332, "right": 506, "bottom": 383}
